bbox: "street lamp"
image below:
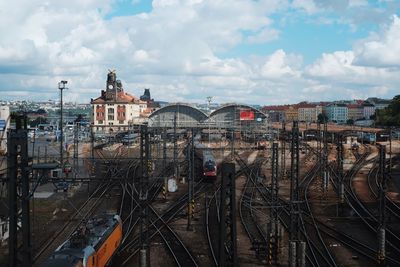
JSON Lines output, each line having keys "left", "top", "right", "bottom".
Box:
{"left": 58, "top": 80, "right": 68, "bottom": 170}
{"left": 207, "top": 96, "right": 212, "bottom": 147}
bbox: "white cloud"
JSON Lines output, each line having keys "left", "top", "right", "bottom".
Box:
{"left": 353, "top": 15, "right": 400, "bottom": 68}
{"left": 0, "top": 0, "right": 398, "bottom": 105}
{"left": 260, "top": 50, "right": 302, "bottom": 79}
{"left": 247, "top": 28, "right": 280, "bottom": 44}
{"left": 291, "top": 0, "right": 319, "bottom": 14}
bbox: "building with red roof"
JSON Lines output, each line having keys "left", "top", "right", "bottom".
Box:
{"left": 90, "top": 70, "right": 148, "bottom": 133}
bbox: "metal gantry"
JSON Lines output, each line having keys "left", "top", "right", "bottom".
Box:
{"left": 218, "top": 163, "right": 237, "bottom": 267}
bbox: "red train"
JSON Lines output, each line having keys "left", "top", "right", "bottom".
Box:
{"left": 194, "top": 136, "right": 217, "bottom": 178}
{"left": 202, "top": 149, "right": 217, "bottom": 177}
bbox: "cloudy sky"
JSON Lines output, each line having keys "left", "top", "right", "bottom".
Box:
{"left": 0, "top": 0, "right": 399, "bottom": 105}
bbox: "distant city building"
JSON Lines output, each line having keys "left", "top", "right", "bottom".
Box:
{"left": 261, "top": 106, "right": 286, "bottom": 123}
{"left": 139, "top": 88, "right": 160, "bottom": 116}
{"left": 325, "top": 103, "right": 348, "bottom": 123}
{"left": 0, "top": 106, "right": 10, "bottom": 155}
{"left": 90, "top": 70, "right": 148, "bottom": 133}
{"left": 298, "top": 103, "right": 322, "bottom": 123}
{"left": 366, "top": 97, "right": 390, "bottom": 110}
{"left": 140, "top": 88, "right": 152, "bottom": 102}
{"left": 284, "top": 105, "right": 298, "bottom": 122}
{"left": 347, "top": 104, "right": 364, "bottom": 121}
{"left": 362, "top": 102, "right": 376, "bottom": 120}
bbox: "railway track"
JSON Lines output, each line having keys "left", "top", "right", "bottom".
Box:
{"left": 120, "top": 181, "right": 209, "bottom": 266}
{"left": 235, "top": 152, "right": 325, "bottom": 266}
{"left": 33, "top": 181, "right": 115, "bottom": 265}
{"left": 367, "top": 154, "right": 400, "bottom": 222}
{"left": 330, "top": 144, "right": 400, "bottom": 262}
{"left": 237, "top": 156, "right": 269, "bottom": 262}
{"left": 205, "top": 185, "right": 220, "bottom": 267}
{"left": 35, "top": 143, "right": 134, "bottom": 265}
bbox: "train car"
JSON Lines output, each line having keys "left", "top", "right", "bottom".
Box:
{"left": 202, "top": 149, "right": 217, "bottom": 177}
{"left": 194, "top": 135, "right": 217, "bottom": 179}
{"left": 40, "top": 214, "right": 122, "bottom": 267}
{"left": 357, "top": 132, "right": 376, "bottom": 144}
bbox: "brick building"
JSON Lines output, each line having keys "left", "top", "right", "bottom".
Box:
{"left": 90, "top": 71, "right": 148, "bottom": 133}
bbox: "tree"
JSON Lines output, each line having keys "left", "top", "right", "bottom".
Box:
{"left": 346, "top": 119, "right": 354, "bottom": 125}
{"left": 376, "top": 95, "right": 400, "bottom": 127}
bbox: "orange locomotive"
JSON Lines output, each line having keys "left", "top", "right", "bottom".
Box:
{"left": 40, "top": 214, "right": 122, "bottom": 267}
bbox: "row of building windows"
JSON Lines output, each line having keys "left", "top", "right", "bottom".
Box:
{"left": 97, "top": 120, "right": 125, "bottom": 124}
{"left": 96, "top": 126, "right": 128, "bottom": 131}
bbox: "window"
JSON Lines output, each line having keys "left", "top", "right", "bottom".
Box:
{"left": 108, "top": 108, "right": 114, "bottom": 120}
{"left": 98, "top": 120, "right": 103, "bottom": 124}
{"left": 119, "top": 120, "right": 124, "bottom": 124}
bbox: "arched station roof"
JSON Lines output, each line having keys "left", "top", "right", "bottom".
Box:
{"left": 208, "top": 104, "right": 268, "bottom": 130}
{"left": 148, "top": 103, "right": 208, "bottom": 128}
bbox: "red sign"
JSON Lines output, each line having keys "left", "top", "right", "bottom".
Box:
{"left": 240, "top": 110, "right": 254, "bottom": 121}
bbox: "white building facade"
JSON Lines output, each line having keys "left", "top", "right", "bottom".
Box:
{"left": 326, "top": 104, "right": 348, "bottom": 124}
{"left": 363, "top": 103, "right": 376, "bottom": 120}
{"left": 298, "top": 105, "right": 323, "bottom": 122}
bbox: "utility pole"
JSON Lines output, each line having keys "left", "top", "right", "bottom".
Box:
{"left": 207, "top": 96, "right": 212, "bottom": 147}
{"left": 173, "top": 111, "right": 179, "bottom": 180}
{"left": 218, "top": 163, "right": 237, "bottom": 267}
{"left": 58, "top": 80, "right": 67, "bottom": 172}
{"left": 8, "top": 114, "right": 31, "bottom": 267}
{"left": 389, "top": 127, "right": 392, "bottom": 180}
{"left": 162, "top": 128, "right": 167, "bottom": 200}
{"left": 322, "top": 121, "right": 329, "bottom": 194}
{"left": 139, "top": 124, "right": 150, "bottom": 267}
{"left": 231, "top": 128, "right": 235, "bottom": 160}
{"left": 187, "top": 128, "right": 195, "bottom": 231}
{"left": 377, "top": 145, "right": 387, "bottom": 265}
{"left": 289, "top": 121, "right": 305, "bottom": 267}
{"left": 268, "top": 142, "right": 280, "bottom": 265}
{"left": 73, "top": 122, "right": 79, "bottom": 179}
{"left": 336, "top": 134, "right": 344, "bottom": 204}
{"left": 281, "top": 121, "right": 286, "bottom": 180}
